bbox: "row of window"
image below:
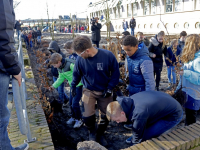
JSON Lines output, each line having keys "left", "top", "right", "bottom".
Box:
{"left": 90, "top": 0, "right": 200, "bottom": 19}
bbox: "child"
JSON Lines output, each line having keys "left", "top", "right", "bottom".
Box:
{"left": 49, "top": 53, "right": 83, "bottom": 128}
{"left": 27, "top": 30, "right": 32, "bottom": 48}
{"left": 136, "top": 32, "right": 150, "bottom": 47}
{"left": 178, "top": 31, "right": 187, "bottom": 50}
{"left": 64, "top": 41, "right": 78, "bottom": 60}
{"left": 106, "top": 91, "right": 183, "bottom": 146}
{"left": 165, "top": 39, "right": 181, "bottom": 90}
{"left": 181, "top": 34, "right": 200, "bottom": 125}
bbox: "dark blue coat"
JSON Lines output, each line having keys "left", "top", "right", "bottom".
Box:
{"left": 117, "top": 91, "right": 183, "bottom": 144}
{"left": 127, "top": 42, "right": 155, "bottom": 95}
{"left": 165, "top": 46, "right": 182, "bottom": 66}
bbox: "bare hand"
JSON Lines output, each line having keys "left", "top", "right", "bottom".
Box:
{"left": 152, "top": 54, "right": 156, "bottom": 58}
{"left": 13, "top": 72, "right": 22, "bottom": 87}
{"left": 179, "top": 70, "right": 184, "bottom": 75}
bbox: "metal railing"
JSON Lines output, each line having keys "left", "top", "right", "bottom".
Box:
{"left": 12, "top": 32, "right": 36, "bottom": 143}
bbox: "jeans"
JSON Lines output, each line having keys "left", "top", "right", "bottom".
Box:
{"left": 124, "top": 28, "right": 127, "bottom": 31}
{"left": 37, "top": 36, "right": 41, "bottom": 43}
{"left": 154, "top": 69, "right": 162, "bottom": 88}
{"left": 131, "top": 28, "right": 134, "bottom": 36}
{"left": 167, "top": 66, "right": 176, "bottom": 84}
{"left": 53, "top": 77, "right": 69, "bottom": 104}
{"left": 0, "top": 71, "right": 15, "bottom": 150}
{"left": 17, "top": 30, "right": 20, "bottom": 39}
{"left": 69, "top": 86, "right": 83, "bottom": 120}
{"left": 141, "top": 113, "right": 183, "bottom": 141}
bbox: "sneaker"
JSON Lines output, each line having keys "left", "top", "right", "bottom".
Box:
{"left": 124, "top": 124, "right": 132, "bottom": 130}
{"left": 156, "top": 87, "right": 159, "bottom": 91}
{"left": 15, "top": 143, "right": 29, "bottom": 150}
{"left": 73, "top": 119, "right": 83, "bottom": 128}
{"left": 67, "top": 117, "right": 75, "bottom": 125}
{"left": 126, "top": 136, "right": 132, "bottom": 144}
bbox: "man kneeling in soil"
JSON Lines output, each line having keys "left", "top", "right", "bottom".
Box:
{"left": 106, "top": 91, "right": 183, "bottom": 146}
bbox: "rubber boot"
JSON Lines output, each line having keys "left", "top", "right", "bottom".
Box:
{"left": 83, "top": 115, "right": 96, "bottom": 141}
{"left": 96, "top": 114, "right": 109, "bottom": 147}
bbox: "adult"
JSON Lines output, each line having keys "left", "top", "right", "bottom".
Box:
{"left": 71, "top": 36, "right": 120, "bottom": 146}
{"left": 36, "top": 27, "right": 42, "bottom": 43}
{"left": 15, "top": 19, "right": 22, "bottom": 39}
{"left": 106, "top": 91, "right": 183, "bottom": 146}
{"left": 0, "top": 0, "right": 29, "bottom": 149}
{"left": 122, "top": 19, "right": 128, "bottom": 32}
{"left": 148, "top": 31, "right": 168, "bottom": 91}
{"left": 91, "top": 17, "right": 102, "bottom": 48}
{"left": 130, "top": 17, "right": 136, "bottom": 36}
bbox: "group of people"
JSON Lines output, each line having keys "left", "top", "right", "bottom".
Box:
{"left": 122, "top": 17, "right": 136, "bottom": 36}
{"left": 1, "top": 1, "right": 200, "bottom": 148}
{"left": 59, "top": 24, "right": 89, "bottom": 33}
{"left": 21, "top": 27, "right": 42, "bottom": 48}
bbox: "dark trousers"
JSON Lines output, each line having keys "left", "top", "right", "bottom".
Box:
{"left": 154, "top": 70, "right": 161, "bottom": 87}
{"left": 92, "top": 40, "right": 99, "bottom": 48}
{"left": 185, "top": 108, "right": 197, "bottom": 126}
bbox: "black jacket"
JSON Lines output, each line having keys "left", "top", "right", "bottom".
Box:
{"left": 91, "top": 23, "right": 102, "bottom": 42}
{"left": 130, "top": 19, "right": 136, "bottom": 28}
{"left": 37, "top": 30, "right": 42, "bottom": 36}
{"left": 0, "top": 0, "right": 21, "bottom": 75}
{"left": 117, "top": 91, "right": 183, "bottom": 144}
{"left": 148, "top": 35, "right": 168, "bottom": 71}
{"left": 15, "top": 21, "right": 21, "bottom": 30}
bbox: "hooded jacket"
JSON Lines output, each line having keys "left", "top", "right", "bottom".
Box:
{"left": 0, "top": 0, "right": 21, "bottom": 75}
{"left": 127, "top": 42, "right": 155, "bottom": 95}
{"left": 117, "top": 91, "right": 183, "bottom": 144}
{"left": 53, "top": 58, "right": 82, "bottom": 88}
{"left": 48, "top": 41, "right": 66, "bottom": 77}
{"left": 91, "top": 23, "right": 102, "bottom": 41}
{"left": 182, "top": 51, "right": 200, "bottom": 100}
{"left": 148, "top": 35, "right": 168, "bottom": 70}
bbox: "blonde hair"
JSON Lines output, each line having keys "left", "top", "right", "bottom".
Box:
{"left": 170, "top": 39, "right": 178, "bottom": 47}
{"left": 158, "top": 31, "right": 166, "bottom": 49}
{"left": 181, "top": 34, "right": 200, "bottom": 63}
{"left": 106, "top": 101, "right": 122, "bottom": 121}
{"left": 49, "top": 53, "right": 62, "bottom": 64}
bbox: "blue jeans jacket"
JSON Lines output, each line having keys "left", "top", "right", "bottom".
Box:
{"left": 0, "top": 71, "right": 15, "bottom": 150}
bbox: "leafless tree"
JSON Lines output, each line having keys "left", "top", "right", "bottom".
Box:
{"left": 13, "top": 0, "right": 21, "bottom": 9}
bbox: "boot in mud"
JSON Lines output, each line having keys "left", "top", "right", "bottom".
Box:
{"left": 83, "top": 114, "right": 96, "bottom": 141}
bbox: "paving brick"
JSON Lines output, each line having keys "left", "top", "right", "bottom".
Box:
{"left": 162, "top": 134, "right": 181, "bottom": 150}
{"left": 146, "top": 140, "right": 163, "bottom": 150}
{"left": 134, "top": 143, "right": 148, "bottom": 149}
{"left": 152, "top": 138, "right": 171, "bottom": 149}
{"left": 157, "top": 135, "right": 176, "bottom": 150}
{"left": 175, "top": 129, "right": 195, "bottom": 148}
{"left": 140, "top": 141, "right": 155, "bottom": 150}
{"left": 180, "top": 128, "right": 200, "bottom": 146}
{"left": 43, "top": 146, "right": 55, "bottom": 150}
{"left": 171, "top": 130, "right": 190, "bottom": 149}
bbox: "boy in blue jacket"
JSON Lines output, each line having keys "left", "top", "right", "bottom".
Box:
{"left": 106, "top": 91, "right": 183, "bottom": 146}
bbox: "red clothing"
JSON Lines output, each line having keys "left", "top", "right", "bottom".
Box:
{"left": 81, "top": 27, "right": 84, "bottom": 31}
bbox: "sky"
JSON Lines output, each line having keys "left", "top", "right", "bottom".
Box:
{"left": 14, "top": 0, "right": 93, "bottom": 20}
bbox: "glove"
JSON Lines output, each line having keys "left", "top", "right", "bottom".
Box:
{"left": 71, "top": 87, "right": 76, "bottom": 97}
{"left": 103, "top": 89, "right": 112, "bottom": 98}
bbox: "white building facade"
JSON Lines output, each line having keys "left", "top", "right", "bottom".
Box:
{"left": 87, "top": 0, "right": 200, "bottom": 34}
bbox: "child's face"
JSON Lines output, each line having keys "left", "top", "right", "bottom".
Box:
{"left": 180, "top": 36, "right": 186, "bottom": 42}
{"left": 52, "top": 61, "right": 61, "bottom": 68}
{"left": 137, "top": 35, "right": 144, "bottom": 42}
{"left": 157, "top": 36, "right": 164, "bottom": 43}
{"left": 112, "top": 111, "right": 127, "bottom": 123}
{"left": 123, "top": 45, "right": 138, "bottom": 57}
{"left": 65, "top": 48, "right": 73, "bottom": 54}
{"left": 173, "top": 41, "right": 178, "bottom": 47}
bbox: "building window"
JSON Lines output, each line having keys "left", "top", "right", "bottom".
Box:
{"left": 128, "top": 4, "right": 132, "bottom": 17}
{"left": 122, "top": 5, "right": 125, "bottom": 12}
{"left": 138, "top": 24, "right": 140, "bottom": 28}
{"left": 150, "top": 24, "right": 153, "bottom": 28}
{"left": 144, "top": 0, "right": 150, "bottom": 15}
{"left": 119, "top": 6, "right": 123, "bottom": 17}
{"left": 110, "top": 8, "right": 113, "bottom": 14}
{"left": 175, "top": 0, "right": 183, "bottom": 11}
{"left": 166, "top": 0, "right": 173, "bottom": 12}
{"left": 196, "top": 0, "right": 200, "bottom": 9}
{"left": 144, "top": 24, "right": 147, "bottom": 28}
{"left": 174, "top": 23, "right": 179, "bottom": 28}
{"left": 151, "top": 0, "right": 157, "bottom": 14}
{"left": 165, "top": 23, "right": 169, "bottom": 29}
{"left": 133, "top": 2, "right": 138, "bottom": 16}
{"left": 184, "top": 0, "right": 193, "bottom": 11}
{"left": 195, "top": 22, "right": 200, "bottom": 28}
{"left": 184, "top": 22, "right": 189, "bottom": 29}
